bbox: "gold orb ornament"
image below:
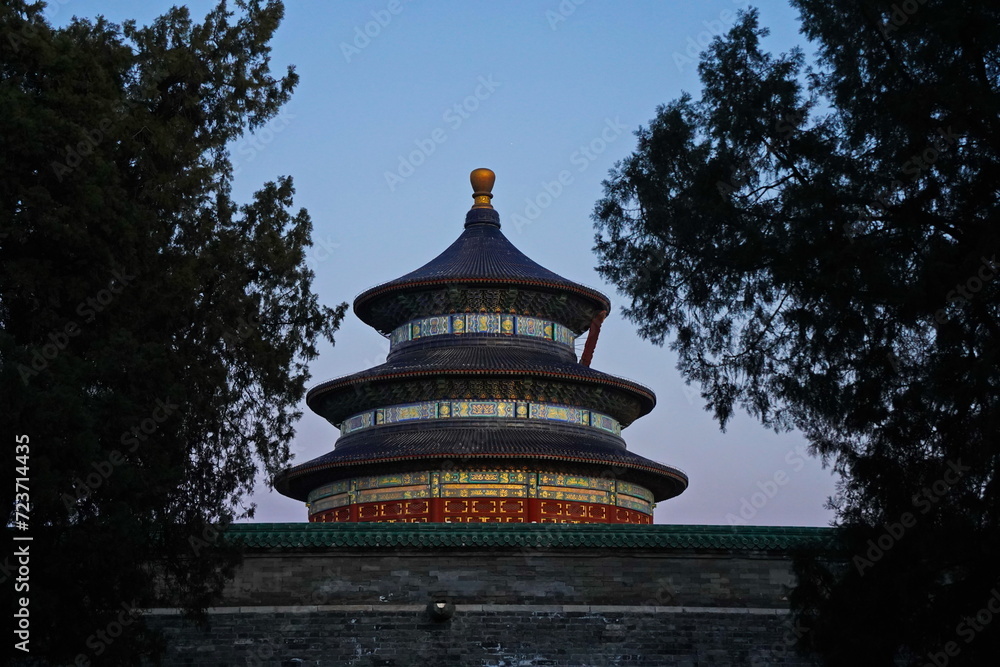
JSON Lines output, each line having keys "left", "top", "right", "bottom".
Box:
{"left": 470, "top": 168, "right": 495, "bottom": 209}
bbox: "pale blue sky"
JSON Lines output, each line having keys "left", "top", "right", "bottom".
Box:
{"left": 55, "top": 0, "right": 837, "bottom": 526}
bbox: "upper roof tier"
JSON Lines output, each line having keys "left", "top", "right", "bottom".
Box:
{"left": 354, "top": 169, "right": 611, "bottom": 335}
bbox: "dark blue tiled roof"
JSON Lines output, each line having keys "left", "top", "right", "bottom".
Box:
{"left": 306, "top": 343, "right": 656, "bottom": 425}
{"left": 354, "top": 222, "right": 611, "bottom": 327}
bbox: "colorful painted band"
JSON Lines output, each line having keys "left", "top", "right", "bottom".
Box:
{"left": 309, "top": 497, "right": 653, "bottom": 525}
{"left": 306, "top": 469, "right": 653, "bottom": 518}
{"left": 389, "top": 312, "right": 576, "bottom": 349}
{"left": 339, "top": 400, "right": 621, "bottom": 437}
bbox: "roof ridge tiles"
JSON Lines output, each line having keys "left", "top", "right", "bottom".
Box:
{"left": 222, "top": 522, "right": 840, "bottom": 551}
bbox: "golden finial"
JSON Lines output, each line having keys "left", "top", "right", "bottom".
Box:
{"left": 470, "top": 168, "right": 495, "bottom": 209}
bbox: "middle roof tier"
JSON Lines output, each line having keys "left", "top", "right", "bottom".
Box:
{"left": 307, "top": 341, "right": 656, "bottom": 429}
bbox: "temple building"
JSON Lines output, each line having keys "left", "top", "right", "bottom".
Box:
{"left": 275, "top": 169, "right": 687, "bottom": 523}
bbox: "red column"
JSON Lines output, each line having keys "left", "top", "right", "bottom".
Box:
{"left": 430, "top": 497, "right": 444, "bottom": 523}
{"left": 527, "top": 498, "right": 542, "bottom": 523}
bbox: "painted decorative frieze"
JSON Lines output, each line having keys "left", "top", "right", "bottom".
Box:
{"left": 339, "top": 400, "right": 619, "bottom": 436}
{"left": 307, "top": 469, "right": 653, "bottom": 523}
{"left": 388, "top": 312, "right": 576, "bottom": 350}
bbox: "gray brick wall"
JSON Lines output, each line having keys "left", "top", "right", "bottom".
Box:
{"left": 147, "top": 609, "right": 814, "bottom": 667}
{"left": 221, "top": 549, "right": 798, "bottom": 608}
{"left": 143, "top": 547, "right": 818, "bottom": 666}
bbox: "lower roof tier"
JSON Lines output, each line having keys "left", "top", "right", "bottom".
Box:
{"left": 274, "top": 421, "right": 688, "bottom": 503}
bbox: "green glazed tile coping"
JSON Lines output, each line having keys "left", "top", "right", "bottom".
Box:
{"left": 225, "top": 522, "right": 837, "bottom": 552}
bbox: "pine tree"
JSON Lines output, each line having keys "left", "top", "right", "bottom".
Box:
{"left": 1, "top": 1, "right": 346, "bottom": 662}
{"left": 592, "top": 3, "right": 999, "bottom": 664}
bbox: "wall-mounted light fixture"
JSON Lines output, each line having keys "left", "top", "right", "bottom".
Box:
{"left": 427, "top": 599, "right": 455, "bottom": 621}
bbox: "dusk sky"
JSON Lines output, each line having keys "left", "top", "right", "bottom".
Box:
{"left": 56, "top": 0, "right": 838, "bottom": 526}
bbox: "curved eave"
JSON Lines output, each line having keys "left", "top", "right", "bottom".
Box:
{"left": 306, "top": 366, "right": 656, "bottom": 423}
{"left": 353, "top": 276, "right": 611, "bottom": 335}
{"left": 276, "top": 421, "right": 687, "bottom": 502}
{"left": 275, "top": 451, "right": 688, "bottom": 504}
